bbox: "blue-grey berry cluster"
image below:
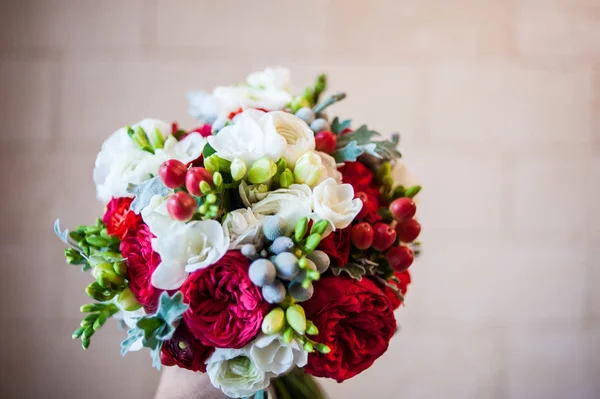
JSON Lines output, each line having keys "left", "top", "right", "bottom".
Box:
{"left": 241, "top": 215, "right": 331, "bottom": 304}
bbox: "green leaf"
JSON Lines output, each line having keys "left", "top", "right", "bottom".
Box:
{"left": 127, "top": 177, "right": 170, "bottom": 214}
{"left": 336, "top": 125, "right": 401, "bottom": 161}
{"left": 332, "top": 141, "right": 364, "bottom": 162}
{"left": 336, "top": 125, "right": 380, "bottom": 148}
{"left": 313, "top": 92, "right": 346, "bottom": 114}
{"left": 203, "top": 143, "right": 216, "bottom": 158}
{"left": 330, "top": 117, "right": 351, "bottom": 135}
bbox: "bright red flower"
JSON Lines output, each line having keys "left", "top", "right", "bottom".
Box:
{"left": 181, "top": 251, "right": 268, "bottom": 349}
{"left": 120, "top": 224, "right": 162, "bottom": 313}
{"left": 317, "top": 227, "right": 351, "bottom": 267}
{"left": 102, "top": 197, "right": 142, "bottom": 240}
{"left": 160, "top": 322, "right": 214, "bottom": 372}
{"left": 303, "top": 275, "right": 396, "bottom": 382}
{"left": 190, "top": 124, "right": 213, "bottom": 138}
{"left": 384, "top": 271, "right": 411, "bottom": 310}
{"left": 338, "top": 162, "right": 384, "bottom": 223}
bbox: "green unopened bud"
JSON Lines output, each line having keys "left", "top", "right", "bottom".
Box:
{"left": 72, "top": 327, "right": 85, "bottom": 339}
{"left": 303, "top": 340, "right": 314, "bottom": 352}
{"left": 200, "top": 180, "right": 212, "bottom": 195}
{"left": 204, "top": 156, "right": 217, "bottom": 174}
{"left": 310, "top": 220, "right": 329, "bottom": 236}
{"left": 149, "top": 127, "right": 165, "bottom": 149}
{"left": 117, "top": 287, "right": 142, "bottom": 311}
{"left": 290, "top": 96, "right": 311, "bottom": 113}
{"left": 307, "top": 270, "right": 320, "bottom": 281}
{"left": 279, "top": 169, "right": 294, "bottom": 188}
{"left": 392, "top": 185, "right": 406, "bottom": 199}
{"left": 276, "top": 158, "right": 287, "bottom": 174}
{"left": 314, "top": 74, "right": 327, "bottom": 98}
{"left": 286, "top": 304, "right": 306, "bottom": 335}
{"left": 86, "top": 282, "right": 116, "bottom": 302}
{"left": 382, "top": 176, "right": 394, "bottom": 192}
{"left": 248, "top": 157, "right": 277, "bottom": 184}
{"left": 376, "top": 162, "right": 392, "bottom": 181}
{"left": 206, "top": 155, "right": 231, "bottom": 173}
{"left": 298, "top": 257, "right": 308, "bottom": 269}
{"left": 261, "top": 307, "right": 286, "bottom": 335}
{"left": 85, "top": 235, "right": 109, "bottom": 248}
{"left": 282, "top": 326, "right": 294, "bottom": 344}
{"left": 231, "top": 158, "right": 247, "bottom": 181}
{"left": 80, "top": 303, "right": 99, "bottom": 313}
{"left": 280, "top": 295, "right": 295, "bottom": 309}
{"left": 304, "top": 233, "right": 321, "bottom": 253}
{"left": 81, "top": 337, "right": 91, "bottom": 350}
{"left": 199, "top": 203, "right": 209, "bottom": 214}
{"left": 205, "top": 193, "right": 217, "bottom": 204}
{"left": 113, "top": 260, "right": 127, "bottom": 277}
{"left": 306, "top": 320, "right": 319, "bottom": 336}
{"left": 256, "top": 184, "right": 269, "bottom": 194}
{"left": 65, "top": 248, "right": 84, "bottom": 265}
{"left": 293, "top": 152, "right": 324, "bottom": 187}
{"left": 132, "top": 127, "right": 153, "bottom": 153}
{"left": 93, "top": 312, "right": 109, "bottom": 330}
{"left": 315, "top": 343, "right": 331, "bottom": 354}
{"left": 405, "top": 185, "right": 422, "bottom": 198}
{"left": 295, "top": 217, "right": 309, "bottom": 242}
{"left": 213, "top": 172, "right": 223, "bottom": 188}
{"left": 92, "top": 262, "right": 124, "bottom": 287}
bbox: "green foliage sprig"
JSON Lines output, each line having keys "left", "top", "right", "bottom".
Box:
{"left": 72, "top": 302, "right": 120, "bottom": 349}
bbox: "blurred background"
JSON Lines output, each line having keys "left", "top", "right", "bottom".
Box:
{"left": 0, "top": 0, "right": 598, "bottom": 398}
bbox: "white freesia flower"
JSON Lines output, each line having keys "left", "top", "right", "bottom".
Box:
{"left": 252, "top": 184, "right": 313, "bottom": 233}
{"left": 313, "top": 178, "right": 362, "bottom": 230}
{"left": 238, "top": 181, "right": 270, "bottom": 207}
{"left": 151, "top": 221, "right": 229, "bottom": 290}
{"left": 317, "top": 151, "right": 343, "bottom": 183}
{"left": 248, "top": 334, "right": 307, "bottom": 375}
{"left": 93, "top": 119, "right": 206, "bottom": 203}
{"left": 207, "top": 110, "right": 286, "bottom": 164}
{"left": 293, "top": 151, "right": 327, "bottom": 187}
{"left": 223, "top": 208, "right": 264, "bottom": 249}
{"left": 189, "top": 68, "right": 294, "bottom": 123}
{"left": 207, "top": 348, "right": 274, "bottom": 398}
{"left": 141, "top": 194, "right": 173, "bottom": 237}
{"left": 265, "top": 111, "right": 315, "bottom": 166}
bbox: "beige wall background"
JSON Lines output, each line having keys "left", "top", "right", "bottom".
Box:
{"left": 0, "top": 0, "right": 598, "bottom": 398}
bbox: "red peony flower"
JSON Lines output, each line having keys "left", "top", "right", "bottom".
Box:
{"left": 317, "top": 227, "right": 351, "bottom": 267}
{"left": 339, "top": 162, "right": 384, "bottom": 223}
{"left": 384, "top": 271, "right": 411, "bottom": 310}
{"left": 161, "top": 322, "right": 214, "bottom": 372}
{"left": 181, "top": 251, "right": 268, "bottom": 349}
{"left": 120, "top": 224, "right": 162, "bottom": 313}
{"left": 103, "top": 197, "right": 142, "bottom": 240}
{"left": 303, "top": 275, "right": 396, "bottom": 382}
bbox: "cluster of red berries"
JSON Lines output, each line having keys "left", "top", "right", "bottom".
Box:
{"left": 350, "top": 196, "right": 420, "bottom": 273}
{"left": 159, "top": 159, "right": 213, "bottom": 222}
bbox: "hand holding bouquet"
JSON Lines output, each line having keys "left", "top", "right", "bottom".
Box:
{"left": 55, "top": 68, "right": 422, "bottom": 398}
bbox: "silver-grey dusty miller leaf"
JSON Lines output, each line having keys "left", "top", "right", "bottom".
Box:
{"left": 127, "top": 177, "right": 170, "bottom": 214}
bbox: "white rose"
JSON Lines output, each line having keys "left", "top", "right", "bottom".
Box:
{"left": 313, "top": 178, "right": 363, "bottom": 230}
{"left": 293, "top": 151, "right": 327, "bottom": 187}
{"left": 223, "top": 208, "right": 264, "bottom": 249}
{"left": 207, "top": 348, "right": 274, "bottom": 398}
{"left": 151, "top": 220, "right": 229, "bottom": 290}
{"left": 189, "top": 68, "right": 294, "bottom": 123}
{"left": 93, "top": 120, "right": 206, "bottom": 203}
{"left": 141, "top": 194, "right": 173, "bottom": 237}
{"left": 252, "top": 184, "right": 313, "bottom": 233}
{"left": 248, "top": 334, "right": 307, "bottom": 375}
{"left": 317, "top": 151, "right": 343, "bottom": 183}
{"left": 263, "top": 111, "right": 315, "bottom": 166}
{"left": 207, "top": 110, "right": 286, "bottom": 164}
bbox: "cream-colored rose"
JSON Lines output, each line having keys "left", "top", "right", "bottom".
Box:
{"left": 223, "top": 208, "right": 264, "bottom": 249}
{"left": 262, "top": 111, "right": 315, "bottom": 166}
{"left": 317, "top": 151, "right": 343, "bottom": 183}
{"left": 248, "top": 334, "right": 307, "bottom": 375}
{"left": 206, "top": 348, "right": 274, "bottom": 398}
{"left": 312, "top": 178, "right": 362, "bottom": 230}
{"left": 252, "top": 184, "right": 313, "bottom": 233}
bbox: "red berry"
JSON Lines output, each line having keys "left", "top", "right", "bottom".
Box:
{"left": 351, "top": 222, "right": 374, "bottom": 250}
{"left": 389, "top": 198, "right": 416, "bottom": 222}
{"left": 396, "top": 219, "right": 421, "bottom": 242}
{"left": 159, "top": 159, "right": 187, "bottom": 189}
{"left": 160, "top": 350, "right": 176, "bottom": 367}
{"left": 372, "top": 222, "right": 396, "bottom": 251}
{"left": 167, "top": 192, "right": 197, "bottom": 221}
{"left": 386, "top": 245, "right": 414, "bottom": 272}
{"left": 354, "top": 192, "right": 369, "bottom": 220}
{"left": 185, "top": 167, "right": 213, "bottom": 196}
{"left": 315, "top": 131, "right": 337, "bottom": 154}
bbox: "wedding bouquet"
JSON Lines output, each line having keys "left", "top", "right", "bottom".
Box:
{"left": 54, "top": 68, "right": 421, "bottom": 399}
